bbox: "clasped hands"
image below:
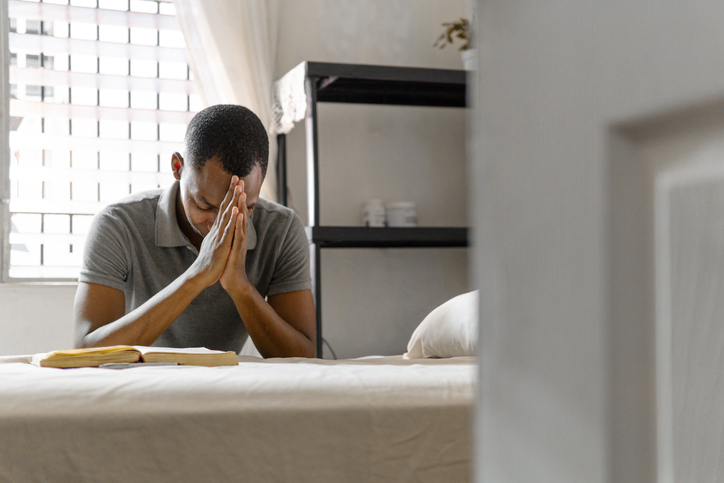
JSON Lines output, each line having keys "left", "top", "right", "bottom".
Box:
{"left": 190, "top": 176, "right": 251, "bottom": 295}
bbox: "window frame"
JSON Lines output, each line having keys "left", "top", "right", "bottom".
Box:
{"left": 1, "top": 0, "right": 12, "bottom": 283}
{"left": 1, "top": 0, "right": 195, "bottom": 284}
{"left": 1, "top": 2, "right": 73, "bottom": 284}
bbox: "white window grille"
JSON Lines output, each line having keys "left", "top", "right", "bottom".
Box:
{"left": 4, "top": 0, "right": 201, "bottom": 280}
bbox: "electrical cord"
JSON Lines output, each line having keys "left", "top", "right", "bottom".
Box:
{"left": 322, "top": 337, "right": 337, "bottom": 360}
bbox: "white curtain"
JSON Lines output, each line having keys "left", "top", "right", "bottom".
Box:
{"left": 173, "top": 0, "right": 280, "bottom": 201}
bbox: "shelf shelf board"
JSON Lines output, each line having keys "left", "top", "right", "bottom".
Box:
{"left": 306, "top": 226, "right": 468, "bottom": 248}
{"left": 304, "top": 62, "right": 467, "bottom": 108}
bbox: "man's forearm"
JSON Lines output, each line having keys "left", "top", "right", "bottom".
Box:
{"left": 228, "top": 286, "right": 315, "bottom": 358}
{"left": 78, "top": 272, "right": 206, "bottom": 348}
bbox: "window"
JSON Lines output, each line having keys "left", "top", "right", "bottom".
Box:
{"left": 3, "top": 0, "right": 201, "bottom": 279}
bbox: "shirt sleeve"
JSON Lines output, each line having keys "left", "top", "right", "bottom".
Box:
{"left": 266, "top": 211, "right": 312, "bottom": 296}
{"left": 78, "top": 207, "right": 131, "bottom": 292}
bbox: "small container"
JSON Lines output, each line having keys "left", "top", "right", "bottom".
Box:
{"left": 387, "top": 202, "right": 418, "bottom": 227}
{"left": 363, "top": 199, "right": 386, "bottom": 227}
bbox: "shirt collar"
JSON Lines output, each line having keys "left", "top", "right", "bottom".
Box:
{"left": 155, "top": 181, "right": 257, "bottom": 250}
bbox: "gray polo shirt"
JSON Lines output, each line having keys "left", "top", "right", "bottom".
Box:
{"left": 79, "top": 181, "right": 312, "bottom": 353}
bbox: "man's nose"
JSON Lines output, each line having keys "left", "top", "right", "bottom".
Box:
{"left": 205, "top": 215, "right": 216, "bottom": 232}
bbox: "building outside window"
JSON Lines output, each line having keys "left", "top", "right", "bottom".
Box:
{"left": 2, "top": 0, "right": 201, "bottom": 280}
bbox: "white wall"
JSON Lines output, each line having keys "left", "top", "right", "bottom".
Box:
{"left": 0, "top": 1, "right": 471, "bottom": 358}
{"left": 0, "top": 284, "right": 76, "bottom": 355}
{"left": 276, "top": 0, "right": 472, "bottom": 358}
{"left": 473, "top": 1, "right": 724, "bottom": 482}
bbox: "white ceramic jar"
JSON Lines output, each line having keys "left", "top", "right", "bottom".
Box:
{"left": 363, "top": 199, "right": 387, "bottom": 227}
{"left": 386, "top": 202, "right": 418, "bottom": 227}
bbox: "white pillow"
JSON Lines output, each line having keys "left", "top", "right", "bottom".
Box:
{"left": 404, "top": 290, "right": 479, "bottom": 359}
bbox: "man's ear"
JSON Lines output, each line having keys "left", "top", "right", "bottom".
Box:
{"left": 171, "top": 153, "right": 184, "bottom": 181}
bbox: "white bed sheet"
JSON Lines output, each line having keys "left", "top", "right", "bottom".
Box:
{"left": 0, "top": 355, "right": 475, "bottom": 482}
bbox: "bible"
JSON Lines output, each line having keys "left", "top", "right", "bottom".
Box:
{"left": 31, "top": 345, "right": 238, "bottom": 368}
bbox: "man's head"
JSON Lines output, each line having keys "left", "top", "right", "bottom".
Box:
{"left": 172, "top": 105, "right": 268, "bottom": 243}
{"left": 182, "top": 104, "right": 269, "bottom": 178}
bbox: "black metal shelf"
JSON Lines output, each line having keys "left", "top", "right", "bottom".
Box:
{"left": 306, "top": 226, "right": 468, "bottom": 248}
{"left": 274, "top": 62, "right": 470, "bottom": 357}
{"left": 305, "top": 62, "right": 467, "bottom": 107}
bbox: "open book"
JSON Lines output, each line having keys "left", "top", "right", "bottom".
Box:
{"left": 32, "top": 345, "right": 238, "bottom": 368}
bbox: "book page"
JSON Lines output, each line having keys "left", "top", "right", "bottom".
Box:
{"left": 133, "top": 346, "right": 230, "bottom": 355}
{"left": 32, "top": 346, "right": 141, "bottom": 368}
{"left": 47, "top": 345, "right": 138, "bottom": 357}
{"left": 133, "top": 346, "right": 237, "bottom": 366}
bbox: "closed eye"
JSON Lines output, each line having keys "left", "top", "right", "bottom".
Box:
{"left": 195, "top": 201, "right": 215, "bottom": 212}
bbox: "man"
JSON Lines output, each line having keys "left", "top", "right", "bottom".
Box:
{"left": 73, "top": 105, "right": 316, "bottom": 358}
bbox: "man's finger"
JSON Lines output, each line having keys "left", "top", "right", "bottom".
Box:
{"left": 220, "top": 206, "right": 238, "bottom": 247}
{"left": 212, "top": 176, "right": 239, "bottom": 232}
{"left": 220, "top": 176, "right": 238, "bottom": 211}
{"left": 225, "top": 178, "right": 241, "bottom": 215}
{"left": 239, "top": 192, "right": 247, "bottom": 211}
{"left": 242, "top": 199, "right": 248, "bottom": 237}
{"left": 234, "top": 191, "right": 247, "bottom": 232}
{"left": 228, "top": 213, "right": 244, "bottom": 266}
{"left": 218, "top": 185, "right": 241, "bottom": 234}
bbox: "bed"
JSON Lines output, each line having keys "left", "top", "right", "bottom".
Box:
{"left": 0, "top": 354, "right": 475, "bottom": 482}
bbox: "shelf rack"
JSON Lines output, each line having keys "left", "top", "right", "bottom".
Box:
{"left": 275, "top": 61, "right": 468, "bottom": 357}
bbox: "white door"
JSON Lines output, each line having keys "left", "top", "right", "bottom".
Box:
{"left": 472, "top": 2, "right": 724, "bottom": 482}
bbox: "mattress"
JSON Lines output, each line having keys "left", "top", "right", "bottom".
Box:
{"left": 0, "top": 355, "right": 475, "bottom": 483}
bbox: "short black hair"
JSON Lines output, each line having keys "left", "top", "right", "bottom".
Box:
{"left": 183, "top": 104, "right": 268, "bottom": 178}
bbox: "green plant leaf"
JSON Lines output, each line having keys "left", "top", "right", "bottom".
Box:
{"left": 435, "top": 17, "right": 470, "bottom": 50}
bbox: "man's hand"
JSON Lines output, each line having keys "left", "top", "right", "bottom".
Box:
{"left": 220, "top": 180, "right": 252, "bottom": 295}
{"left": 218, "top": 183, "right": 315, "bottom": 358}
{"left": 188, "top": 176, "right": 241, "bottom": 287}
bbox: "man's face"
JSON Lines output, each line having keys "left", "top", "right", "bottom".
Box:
{"left": 173, "top": 154, "right": 263, "bottom": 240}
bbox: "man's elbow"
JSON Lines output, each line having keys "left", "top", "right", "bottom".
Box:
{"left": 74, "top": 332, "right": 93, "bottom": 349}
{"left": 73, "top": 318, "right": 103, "bottom": 349}
{"left": 302, "top": 335, "right": 316, "bottom": 358}
{"left": 73, "top": 321, "right": 91, "bottom": 349}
